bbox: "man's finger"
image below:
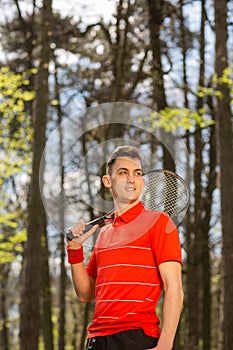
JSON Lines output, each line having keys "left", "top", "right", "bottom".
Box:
{"left": 72, "top": 224, "right": 99, "bottom": 244}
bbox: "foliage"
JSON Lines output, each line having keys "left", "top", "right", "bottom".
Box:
{"left": 140, "top": 67, "right": 233, "bottom": 133}
{"left": 0, "top": 0, "right": 232, "bottom": 349}
{"left": 142, "top": 106, "right": 215, "bottom": 133}
{"left": 0, "top": 67, "right": 35, "bottom": 264}
{"left": 198, "top": 67, "right": 233, "bottom": 101}
{"left": 0, "top": 67, "right": 35, "bottom": 183}
{"left": 0, "top": 229, "right": 27, "bottom": 264}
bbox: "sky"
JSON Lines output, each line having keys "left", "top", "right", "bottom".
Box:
{"left": 0, "top": 0, "right": 116, "bottom": 24}
{"left": 53, "top": 0, "right": 116, "bottom": 23}
{"left": 0, "top": 0, "right": 117, "bottom": 62}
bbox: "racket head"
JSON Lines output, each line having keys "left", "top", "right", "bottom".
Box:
{"left": 140, "top": 169, "right": 190, "bottom": 225}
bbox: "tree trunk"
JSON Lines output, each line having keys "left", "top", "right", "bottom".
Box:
{"left": 111, "top": 0, "right": 129, "bottom": 102}
{"left": 197, "top": 2, "right": 212, "bottom": 349}
{"left": 41, "top": 226, "right": 54, "bottom": 350}
{"left": 0, "top": 265, "right": 10, "bottom": 350}
{"left": 147, "top": 0, "right": 167, "bottom": 111}
{"left": 147, "top": 0, "right": 175, "bottom": 171}
{"left": 214, "top": 1, "right": 233, "bottom": 349}
{"left": 54, "top": 61, "right": 67, "bottom": 350}
{"left": 187, "top": 124, "right": 203, "bottom": 350}
{"left": 19, "top": 1, "right": 52, "bottom": 349}
{"left": 178, "top": 0, "right": 190, "bottom": 348}
{"left": 79, "top": 303, "right": 92, "bottom": 350}
{"left": 201, "top": 82, "right": 218, "bottom": 350}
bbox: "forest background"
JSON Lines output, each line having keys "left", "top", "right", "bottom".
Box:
{"left": 0, "top": 0, "right": 233, "bottom": 350}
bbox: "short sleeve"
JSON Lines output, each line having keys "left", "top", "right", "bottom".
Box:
{"left": 86, "top": 249, "right": 97, "bottom": 279}
{"left": 150, "top": 213, "right": 182, "bottom": 266}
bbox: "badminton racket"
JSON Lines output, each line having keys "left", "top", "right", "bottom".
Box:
{"left": 66, "top": 169, "right": 189, "bottom": 240}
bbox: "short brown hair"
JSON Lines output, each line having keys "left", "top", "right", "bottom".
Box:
{"left": 106, "top": 145, "right": 142, "bottom": 175}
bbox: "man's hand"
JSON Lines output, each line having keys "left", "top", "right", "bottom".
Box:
{"left": 66, "top": 220, "right": 99, "bottom": 247}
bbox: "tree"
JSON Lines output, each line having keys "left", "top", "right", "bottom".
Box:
{"left": 1, "top": 1, "right": 232, "bottom": 348}
{"left": 214, "top": 1, "right": 233, "bottom": 349}
{"left": 0, "top": 66, "right": 35, "bottom": 349}
{"left": 19, "top": 0, "right": 53, "bottom": 349}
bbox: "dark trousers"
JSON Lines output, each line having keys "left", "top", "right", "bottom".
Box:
{"left": 86, "top": 329, "right": 158, "bottom": 350}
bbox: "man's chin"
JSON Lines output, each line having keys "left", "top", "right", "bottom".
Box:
{"left": 125, "top": 198, "right": 139, "bottom": 206}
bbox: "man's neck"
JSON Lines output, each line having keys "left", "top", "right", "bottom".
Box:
{"left": 114, "top": 200, "right": 139, "bottom": 216}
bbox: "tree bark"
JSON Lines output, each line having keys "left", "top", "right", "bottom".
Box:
{"left": 41, "top": 226, "right": 54, "bottom": 350}
{"left": 0, "top": 265, "right": 10, "bottom": 350}
{"left": 147, "top": 0, "right": 167, "bottom": 111}
{"left": 79, "top": 303, "right": 92, "bottom": 350}
{"left": 214, "top": 1, "right": 233, "bottom": 349}
{"left": 147, "top": 0, "right": 175, "bottom": 171}
{"left": 54, "top": 60, "right": 67, "bottom": 350}
{"left": 19, "top": 1, "right": 52, "bottom": 349}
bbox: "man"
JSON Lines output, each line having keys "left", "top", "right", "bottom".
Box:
{"left": 66, "top": 145, "right": 183, "bottom": 350}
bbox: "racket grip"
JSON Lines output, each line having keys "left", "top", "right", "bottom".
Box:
{"left": 66, "top": 230, "right": 74, "bottom": 241}
{"left": 66, "top": 215, "right": 107, "bottom": 240}
{"left": 83, "top": 223, "right": 95, "bottom": 233}
{"left": 66, "top": 223, "right": 97, "bottom": 241}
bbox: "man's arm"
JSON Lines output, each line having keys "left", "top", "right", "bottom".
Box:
{"left": 71, "top": 262, "right": 96, "bottom": 302}
{"left": 149, "top": 261, "right": 183, "bottom": 350}
{"left": 67, "top": 220, "right": 98, "bottom": 303}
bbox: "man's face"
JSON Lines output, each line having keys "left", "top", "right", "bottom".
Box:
{"left": 104, "top": 156, "right": 144, "bottom": 206}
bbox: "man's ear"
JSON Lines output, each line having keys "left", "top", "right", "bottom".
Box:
{"left": 102, "top": 175, "right": 112, "bottom": 188}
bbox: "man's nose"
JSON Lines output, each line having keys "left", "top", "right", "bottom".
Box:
{"left": 127, "top": 173, "right": 135, "bottom": 182}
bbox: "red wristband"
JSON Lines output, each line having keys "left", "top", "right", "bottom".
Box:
{"left": 66, "top": 246, "right": 84, "bottom": 264}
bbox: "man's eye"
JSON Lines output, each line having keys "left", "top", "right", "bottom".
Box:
{"left": 136, "top": 171, "right": 143, "bottom": 176}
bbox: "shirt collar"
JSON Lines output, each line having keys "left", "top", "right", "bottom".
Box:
{"left": 113, "top": 202, "right": 145, "bottom": 225}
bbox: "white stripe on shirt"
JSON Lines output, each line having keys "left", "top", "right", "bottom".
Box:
{"left": 96, "top": 281, "right": 159, "bottom": 288}
{"left": 98, "top": 263, "right": 156, "bottom": 270}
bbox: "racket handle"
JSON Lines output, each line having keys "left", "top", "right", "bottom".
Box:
{"left": 66, "top": 230, "right": 75, "bottom": 241}
{"left": 84, "top": 222, "right": 95, "bottom": 232}
{"left": 66, "top": 221, "right": 101, "bottom": 241}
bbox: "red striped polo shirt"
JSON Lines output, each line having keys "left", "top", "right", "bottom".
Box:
{"left": 86, "top": 202, "right": 182, "bottom": 339}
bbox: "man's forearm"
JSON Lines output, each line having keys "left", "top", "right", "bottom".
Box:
{"left": 71, "top": 263, "right": 95, "bottom": 302}
{"left": 157, "top": 286, "right": 184, "bottom": 349}
{"left": 66, "top": 223, "right": 98, "bottom": 303}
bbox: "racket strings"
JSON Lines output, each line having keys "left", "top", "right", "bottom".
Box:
{"left": 140, "top": 172, "right": 189, "bottom": 216}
